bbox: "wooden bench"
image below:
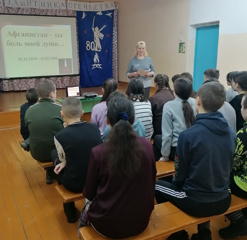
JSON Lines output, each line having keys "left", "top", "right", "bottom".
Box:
{"left": 156, "top": 160, "right": 175, "bottom": 179}
{"left": 37, "top": 160, "right": 54, "bottom": 169}
{"left": 55, "top": 185, "right": 84, "bottom": 203}
{"left": 79, "top": 194, "right": 247, "bottom": 240}
{"left": 54, "top": 161, "right": 174, "bottom": 205}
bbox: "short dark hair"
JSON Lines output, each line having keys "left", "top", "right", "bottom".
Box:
{"left": 62, "top": 97, "right": 82, "bottom": 118}
{"left": 197, "top": 81, "right": 225, "bottom": 112}
{"left": 180, "top": 72, "right": 193, "bottom": 83}
{"left": 204, "top": 68, "right": 220, "bottom": 80}
{"left": 26, "top": 88, "right": 38, "bottom": 104}
{"left": 171, "top": 74, "right": 181, "bottom": 83}
{"left": 226, "top": 71, "right": 238, "bottom": 83}
{"left": 106, "top": 91, "right": 126, "bottom": 106}
{"left": 37, "top": 79, "right": 55, "bottom": 98}
{"left": 232, "top": 71, "right": 247, "bottom": 91}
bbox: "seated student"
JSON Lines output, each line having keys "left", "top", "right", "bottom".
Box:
{"left": 226, "top": 71, "right": 238, "bottom": 102}
{"left": 126, "top": 79, "right": 154, "bottom": 140}
{"left": 51, "top": 97, "right": 102, "bottom": 223}
{"left": 90, "top": 78, "right": 118, "bottom": 136}
{"left": 204, "top": 76, "right": 236, "bottom": 132}
{"left": 79, "top": 95, "right": 156, "bottom": 239}
{"left": 203, "top": 68, "right": 220, "bottom": 81}
{"left": 149, "top": 74, "right": 174, "bottom": 137}
{"left": 155, "top": 81, "right": 236, "bottom": 240}
{"left": 102, "top": 91, "right": 146, "bottom": 141}
{"left": 153, "top": 78, "right": 196, "bottom": 161}
{"left": 230, "top": 71, "right": 247, "bottom": 131}
{"left": 25, "top": 79, "right": 64, "bottom": 184}
{"left": 218, "top": 93, "right": 247, "bottom": 239}
{"left": 180, "top": 72, "right": 197, "bottom": 98}
{"left": 20, "top": 88, "right": 39, "bottom": 151}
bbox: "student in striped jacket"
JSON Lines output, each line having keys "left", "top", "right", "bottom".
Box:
{"left": 126, "top": 79, "right": 153, "bottom": 140}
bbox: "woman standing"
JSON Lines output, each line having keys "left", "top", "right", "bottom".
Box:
{"left": 126, "top": 41, "right": 155, "bottom": 98}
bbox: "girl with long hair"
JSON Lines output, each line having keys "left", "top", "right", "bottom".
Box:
{"left": 149, "top": 74, "right": 174, "bottom": 136}
{"left": 90, "top": 78, "right": 117, "bottom": 136}
{"left": 80, "top": 94, "right": 156, "bottom": 239}
{"left": 153, "top": 78, "right": 196, "bottom": 161}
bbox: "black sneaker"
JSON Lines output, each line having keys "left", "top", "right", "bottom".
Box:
{"left": 46, "top": 169, "right": 56, "bottom": 184}
{"left": 219, "top": 219, "right": 247, "bottom": 239}
{"left": 166, "top": 230, "right": 189, "bottom": 240}
{"left": 191, "top": 229, "right": 212, "bottom": 240}
{"left": 63, "top": 202, "right": 77, "bottom": 223}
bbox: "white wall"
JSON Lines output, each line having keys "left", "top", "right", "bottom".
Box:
{"left": 188, "top": 0, "right": 247, "bottom": 87}
{"left": 118, "top": 0, "right": 247, "bottom": 89}
{"left": 118, "top": 0, "right": 190, "bottom": 86}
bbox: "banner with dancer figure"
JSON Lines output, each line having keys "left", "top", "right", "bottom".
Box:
{"left": 77, "top": 10, "right": 114, "bottom": 87}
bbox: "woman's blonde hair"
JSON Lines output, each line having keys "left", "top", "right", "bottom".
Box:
{"left": 135, "top": 41, "right": 148, "bottom": 57}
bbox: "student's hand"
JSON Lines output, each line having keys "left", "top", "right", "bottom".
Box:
{"left": 54, "top": 162, "right": 66, "bottom": 174}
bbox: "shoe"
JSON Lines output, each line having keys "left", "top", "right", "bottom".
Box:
{"left": 166, "top": 230, "right": 189, "bottom": 240}
{"left": 191, "top": 229, "right": 212, "bottom": 240}
{"left": 46, "top": 169, "right": 56, "bottom": 184}
{"left": 219, "top": 219, "right": 247, "bottom": 239}
{"left": 63, "top": 202, "right": 77, "bottom": 223}
{"left": 20, "top": 141, "right": 30, "bottom": 151}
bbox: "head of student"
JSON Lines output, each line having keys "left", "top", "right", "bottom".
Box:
{"left": 154, "top": 74, "right": 171, "bottom": 91}
{"left": 26, "top": 88, "right": 38, "bottom": 104}
{"left": 204, "top": 68, "right": 220, "bottom": 82}
{"left": 241, "top": 94, "right": 247, "bottom": 121}
{"left": 226, "top": 71, "right": 238, "bottom": 86}
{"left": 196, "top": 81, "right": 225, "bottom": 113}
{"left": 231, "top": 71, "right": 247, "bottom": 91}
{"left": 106, "top": 95, "right": 143, "bottom": 177}
{"left": 101, "top": 78, "right": 118, "bottom": 102}
{"left": 174, "top": 78, "right": 192, "bottom": 100}
{"left": 180, "top": 72, "right": 193, "bottom": 83}
{"left": 171, "top": 74, "right": 181, "bottom": 83}
{"left": 61, "top": 97, "right": 83, "bottom": 121}
{"left": 37, "top": 79, "right": 56, "bottom": 100}
{"left": 135, "top": 41, "right": 148, "bottom": 57}
{"left": 126, "top": 78, "right": 146, "bottom": 102}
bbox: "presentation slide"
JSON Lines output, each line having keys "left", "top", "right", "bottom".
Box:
{"left": 0, "top": 15, "right": 79, "bottom": 79}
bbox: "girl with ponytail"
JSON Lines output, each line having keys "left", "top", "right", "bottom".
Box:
{"left": 153, "top": 78, "right": 196, "bottom": 161}
{"left": 80, "top": 92, "right": 156, "bottom": 239}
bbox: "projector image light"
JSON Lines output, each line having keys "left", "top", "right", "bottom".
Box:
{"left": 83, "top": 92, "right": 98, "bottom": 98}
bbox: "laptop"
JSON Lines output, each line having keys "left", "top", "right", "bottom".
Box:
{"left": 65, "top": 86, "right": 83, "bottom": 99}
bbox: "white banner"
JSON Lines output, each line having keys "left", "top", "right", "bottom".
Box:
{"left": 4, "top": 0, "right": 66, "bottom": 9}
{"left": 3, "top": 0, "right": 115, "bottom": 11}
{"left": 67, "top": 1, "right": 115, "bottom": 11}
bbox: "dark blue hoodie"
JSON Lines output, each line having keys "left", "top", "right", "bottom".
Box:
{"left": 173, "top": 111, "right": 237, "bottom": 203}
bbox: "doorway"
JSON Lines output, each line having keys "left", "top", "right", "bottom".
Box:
{"left": 193, "top": 25, "right": 219, "bottom": 91}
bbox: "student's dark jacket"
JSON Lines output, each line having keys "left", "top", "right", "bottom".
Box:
{"left": 174, "top": 112, "right": 237, "bottom": 203}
